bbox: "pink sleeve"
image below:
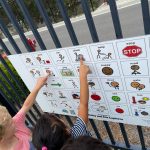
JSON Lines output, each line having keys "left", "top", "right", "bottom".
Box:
{"left": 13, "top": 109, "right": 26, "bottom": 124}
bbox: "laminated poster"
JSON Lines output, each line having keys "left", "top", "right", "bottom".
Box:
{"left": 8, "top": 35, "right": 150, "bottom": 127}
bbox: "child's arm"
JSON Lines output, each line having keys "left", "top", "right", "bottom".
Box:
{"left": 78, "top": 58, "right": 90, "bottom": 124}
{"left": 20, "top": 75, "right": 49, "bottom": 114}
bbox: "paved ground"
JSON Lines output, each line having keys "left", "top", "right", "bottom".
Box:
{"left": 2, "top": 0, "right": 150, "bottom": 54}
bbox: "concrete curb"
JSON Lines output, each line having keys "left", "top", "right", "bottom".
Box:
{"left": 2, "top": 0, "right": 145, "bottom": 41}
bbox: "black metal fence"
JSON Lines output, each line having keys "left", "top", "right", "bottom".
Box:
{"left": 0, "top": 0, "right": 150, "bottom": 150}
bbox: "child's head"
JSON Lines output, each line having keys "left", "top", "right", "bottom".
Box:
{"left": 0, "top": 106, "right": 15, "bottom": 141}
{"left": 61, "top": 136, "right": 111, "bottom": 150}
{"left": 32, "top": 113, "right": 71, "bottom": 150}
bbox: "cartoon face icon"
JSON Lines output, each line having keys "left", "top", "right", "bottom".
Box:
{"left": 36, "top": 56, "right": 41, "bottom": 62}
{"left": 30, "top": 70, "right": 34, "bottom": 76}
{"left": 131, "top": 65, "right": 141, "bottom": 75}
{"left": 138, "top": 84, "right": 145, "bottom": 90}
{"left": 102, "top": 67, "right": 113, "bottom": 75}
{"left": 46, "top": 69, "right": 55, "bottom": 76}
{"left": 26, "top": 58, "right": 31, "bottom": 63}
{"left": 131, "top": 65, "right": 140, "bottom": 71}
{"left": 131, "top": 82, "right": 140, "bottom": 88}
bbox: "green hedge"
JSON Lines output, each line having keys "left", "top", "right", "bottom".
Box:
{"left": 0, "top": 59, "right": 29, "bottom": 103}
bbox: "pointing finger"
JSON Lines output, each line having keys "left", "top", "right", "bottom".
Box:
{"left": 80, "top": 55, "right": 84, "bottom": 65}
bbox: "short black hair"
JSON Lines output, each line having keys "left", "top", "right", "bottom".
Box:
{"left": 61, "top": 136, "right": 111, "bottom": 150}
{"left": 32, "top": 113, "right": 71, "bottom": 150}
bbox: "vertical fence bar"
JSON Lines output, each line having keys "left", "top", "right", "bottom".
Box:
{"left": 0, "top": 38, "right": 11, "bottom": 55}
{"left": 80, "top": 0, "right": 99, "bottom": 42}
{"left": 137, "top": 126, "right": 147, "bottom": 150}
{"left": 0, "top": 69, "right": 38, "bottom": 122}
{"left": 80, "top": 0, "right": 116, "bottom": 145}
{"left": 65, "top": 116, "right": 73, "bottom": 127}
{"left": 140, "top": 0, "right": 150, "bottom": 34}
{"left": 108, "top": 1, "right": 131, "bottom": 148}
{"left": 16, "top": 0, "right": 46, "bottom": 50}
{"left": 108, "top": 0, "right": 123, "bottom": 39}
{"left": 89, "top": 119, "right": 102, "bottom": 140}
{"left": 103, "top": 121, "right": 116, "bottom": 145}
{"left": 79, "top": 0, "right": 117, "bottom": 145}
{"left": 0, "top": 80, "right": 35, "bottom": 125}
{"left": 0, "top": 55, "right": 28, "bottom": 97}
{"left": 0, "top": 0, "right": 32, "bottom": 52}
{"left": 56, "top": 0, "right": 79, "bottom": 45}
{"left": 0, "top": 90, "right": 17, "bottom": 117}
{"left": 119, "top": 123, "right": 130, "bottom": 148}
{"left": 0, "top": 68, "right": 26, "bottom": 99}
{"left": 0, "top": 18, "right": 22, "bottom": 54}
{"left": 34, "top": 0, "right": 61, "bottom": 48}
{"left": 32, "top": 104, "right": 41, "bottom": 117}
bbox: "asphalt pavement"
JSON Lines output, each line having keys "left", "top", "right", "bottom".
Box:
{"left": 2, "top": 0, "right": 150, "bottom": 54}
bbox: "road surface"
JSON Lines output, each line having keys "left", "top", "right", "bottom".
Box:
{"left": 2, "top": 1, "right": 149, "bottom": 54}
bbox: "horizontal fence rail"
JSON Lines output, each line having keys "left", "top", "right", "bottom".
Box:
{"left": 0, "top": 0, "right": 150, "bottom": 150}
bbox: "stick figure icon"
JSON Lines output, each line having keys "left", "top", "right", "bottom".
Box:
{"left": 36, "top": 70, "right": 41, "bottom": 76}
{"left": 72, "top": 81, "right": 78, "bottom": 88}
{"left": 102, "top": 53, "right": 112, "bottom": 60}
{"left": 97, "top": 48, "right": 105, "bottom": 59}
{"left": 74, "top": 52, "right": 85, "bottom": 61}
{"left": 57, "top": 54, "right": 65, "bottom": 63}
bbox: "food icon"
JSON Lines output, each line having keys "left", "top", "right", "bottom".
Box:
{"left": 112, "top": 96, "right": 121, "bottom": 102}
{"left": 106, "top": 81, "right": 119, "bottom": 89}
{"left": 115, "top": 108, "right": 124, "bottom": 114}
{"left": 91, "top": 93, "right": 101, "bottom": 101}
{"left": 131, "top": 82, "right": 145, "bottom": 90}
{"left": 102, "top": 67, "right": 113, "bottom": 75}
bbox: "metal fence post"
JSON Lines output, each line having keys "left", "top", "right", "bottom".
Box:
{"left": 0, "top": 91, "right": 17, "bottom": 117}
{"left": 56, "top": 0, "right": 79, "bottom": 45}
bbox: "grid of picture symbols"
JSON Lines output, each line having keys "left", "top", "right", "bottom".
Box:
{"left": 20, "top": 37, "right": 150, "bottom": 118}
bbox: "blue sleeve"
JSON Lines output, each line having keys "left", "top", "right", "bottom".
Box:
{"left": 71, "top": 117, "right": 91, "bottom": 139}
{"left": 29, "top": 141, "right": 36, "bottom": 150}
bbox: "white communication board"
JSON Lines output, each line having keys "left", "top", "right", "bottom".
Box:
{"left": 8, "top": 35, "right": 150, "bottom": 127}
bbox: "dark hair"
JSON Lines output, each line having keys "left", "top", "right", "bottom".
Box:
{"left": 61, "top": 136, "right": 111, "bottom": 150}
{"left": 32, "top": 113, "right": 71, "bottom": 150}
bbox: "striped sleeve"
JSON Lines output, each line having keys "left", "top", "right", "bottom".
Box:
{"left": 71, "top": 117, "right": 91, "bottom": 139}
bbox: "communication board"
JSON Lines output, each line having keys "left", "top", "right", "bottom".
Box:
{"left": 8, "top": 35, "right": 150, "bottom": 126}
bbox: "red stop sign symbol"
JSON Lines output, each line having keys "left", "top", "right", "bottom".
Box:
{"left": 122, "top": 45, "right": 142, "bottom": 57}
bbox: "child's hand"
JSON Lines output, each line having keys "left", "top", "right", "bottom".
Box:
{"left": 35, "top": 75, "right": 49, "bottom": 90}
{"left": 79, "top": 57, "right": 90, "bottom": 78}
